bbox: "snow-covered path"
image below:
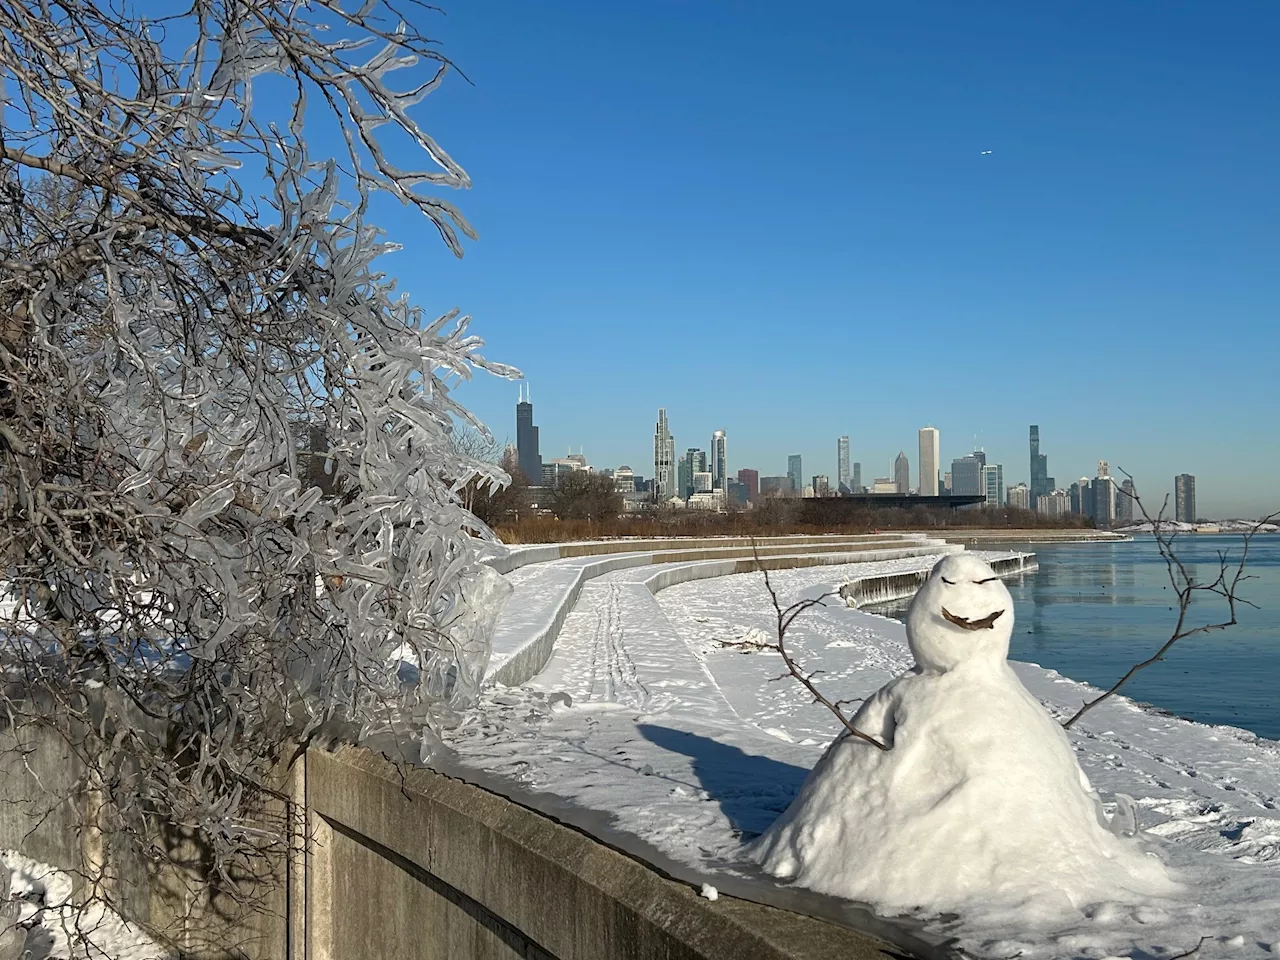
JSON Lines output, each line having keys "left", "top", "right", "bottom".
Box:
{"left": 443, "top": 547, "right": 1280, "bottom": 960}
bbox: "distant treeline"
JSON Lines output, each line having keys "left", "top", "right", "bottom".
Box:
{"left": 491, "top": 499, "right": 1094, "bottom": 544}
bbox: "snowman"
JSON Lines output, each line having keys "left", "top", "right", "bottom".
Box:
{"left": 749, "top": 553, "right": 1177, "bottom": 922}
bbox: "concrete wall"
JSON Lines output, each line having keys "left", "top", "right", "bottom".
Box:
{"left": 840, "top": 553, "right": 1037, "bottom": 608}
{"left": 0, "top": 724, "right": 904, "bottom": 960}
{"left": 487, "top": 534, "right": 918, "bottom": 575}
{"left": 304, "top": 746, "right": 896, "bottom": 960}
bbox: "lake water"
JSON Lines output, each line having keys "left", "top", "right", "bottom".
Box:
{"left": 879, "top": 535, "right": 1280, "bottom": 741}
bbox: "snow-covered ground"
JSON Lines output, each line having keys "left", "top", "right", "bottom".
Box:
{"left": 1114, "top": 521, "right": 1279, "bottom": 534}
{"left": 1, "top": 850, "right": 169, "bottom": 960}
{"left": 443, "top": 550, "right": 1280, "bottom": 960}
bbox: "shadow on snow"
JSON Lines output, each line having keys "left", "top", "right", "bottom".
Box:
{"left": 637, "top": 724, "right": 807, "bottom": 840}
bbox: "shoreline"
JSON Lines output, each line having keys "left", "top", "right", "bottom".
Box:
{"left": 445, "top": 557, "right": 1280, "bottom": 959}
{"left": 930, "top": 528, "right": 1130, "bottom": 544}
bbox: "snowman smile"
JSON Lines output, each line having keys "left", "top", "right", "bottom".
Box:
{"left": 941, "top": 607, "right": 1005, "bottom": 631}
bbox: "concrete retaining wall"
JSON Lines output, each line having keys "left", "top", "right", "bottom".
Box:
{"left": 485, "top": 534, "right": 920, "bottom": 575}
{"left": 0, "top": 723, "right": 907, "bottom": 960}
{"left": 0, "top": 711, "right": 292, "bottom": 960}
{"left": 304, "top": 746, "right": 897, "bottom": 960}
{"left": 840, "top": 553, "right": 1037, "bottom": 608}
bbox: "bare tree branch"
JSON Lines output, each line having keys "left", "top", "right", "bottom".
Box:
{"left": 1063, "top": 470, "right": 1277, "bottom": 729}
{"left": 725, "top": 540, "right": 888, "bottom": 751}
{"left": 1164, "top": 936, "right": 1212, "bottom": 960}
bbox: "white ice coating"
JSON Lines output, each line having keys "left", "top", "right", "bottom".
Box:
{"left": 749, "top": 553, "right": 1180, "bottom": 924}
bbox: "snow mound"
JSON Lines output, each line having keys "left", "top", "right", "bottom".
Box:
{"left": 749, "top": 553, "right": 1179, "bottom": 926}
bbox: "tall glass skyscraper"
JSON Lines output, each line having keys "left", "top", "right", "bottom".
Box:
{"left": 1116, "top": 478, "right": 1137, "bottom": 525}
{"left": 711, "top": 431, "right": 727, "bottom": 491}
{"left": 787, "top": 454, "right": 803, "bottom": 496}
{"left": 515, "top": 384, "right": 541, "bottom": 485}
{"left": 837, "top": 436, "right": 851, "bottom": 494}
{"left": 681, "top": 448, "right": 706, "bottom": 498}
{"left": 1029, "top": 425, "right": 1054, "bottom": 509}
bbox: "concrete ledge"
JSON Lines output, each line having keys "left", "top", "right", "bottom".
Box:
{"left": 840, "top": 553, "right": 1037, "bottom": 608}
{"left": 306, "top": 746, "right": 898, "bottom": 960}
{"left": 486, "top": 534, "right": 922, "bottom": 575}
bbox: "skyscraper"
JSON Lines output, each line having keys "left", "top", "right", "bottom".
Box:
{"left": 918, "top": 427, "right": 940, "bottom": 496}
{"left": 894, "top": 451, "right": 910, "bottom": 494}
{"left": 681, "top": 448, "right": 706, "bottom": 498}
{"left": 1029, "top": 425, "right": 1054, "bottom": 510}
{"left": 852, "top": 462, "right": 862, "bottom": 493}
{"left": 653, "top": 409, "right": 675, "bottom": 501}
{"left": 711, "top": 431, "right": 727, "bottom": 491}
{"left": 1093, "top": 464, "right": 1116, "bottom": 528}
{"left": 981, "top": 464, "right": 1004, "bottom": 507}
{"left": 950, "top": 455, "right": 984, "bottom": 496}
{"left": 1175, "top": 474, "right": 1196, "bottom": 524}
{"left": 1116, "top": 478, "right": 1136, "bottom": 525}
{"left": 1070, "top": 477, "right": 1094, "bottom": 518}
{"left": 515, "top": 385, "right": 542, "bottom": 485}
{"left": 737, "top": 468, "right": 759, "bottom": 503}
{"left": 677, "top": 453, "right": 692, "bottom": 500}
{"left": 787, "top": 455, "right": 803, "bottom": 496}
{"left": 1007, "top": 483, "right": 1031, "bottom": 510}
{"left": 837, "top": 436, "right": 851, "bottom": 494}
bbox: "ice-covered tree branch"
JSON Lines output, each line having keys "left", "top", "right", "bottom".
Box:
{"left": 0, "top": 0, "right": 519, "bottom": 936}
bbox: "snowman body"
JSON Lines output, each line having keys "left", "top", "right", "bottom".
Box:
{"left": 749, "top": 554, "right": 1177, "bottom": 919}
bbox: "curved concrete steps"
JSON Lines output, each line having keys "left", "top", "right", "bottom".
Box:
{"left": 484, "top": 535, "right": 962, "bottom": 688}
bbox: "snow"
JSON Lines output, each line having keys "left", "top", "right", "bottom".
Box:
{"left": 750, "top": 554, "right": 1178, "bottom": 926}
{"left": 439, "top": 546, "right": 1280, "bottom": 959}
{"left": 1, "top": 850, "right": 169, "bottom": 960}
{"left": 1114, "top": 521, "right": 1279, "bottom": 534}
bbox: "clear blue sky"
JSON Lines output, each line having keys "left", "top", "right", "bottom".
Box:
{"left": 363, "top": 1, "right": 1278, "bottom": 517}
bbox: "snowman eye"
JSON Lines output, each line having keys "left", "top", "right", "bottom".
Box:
{"left": 940, "top": 577, "right": 955, "bottom": 585}
{"left": 974, "top": 576, "right": 999, "bottom": 584}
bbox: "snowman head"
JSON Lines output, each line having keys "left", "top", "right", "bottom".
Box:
{"left": 905, "top": 554, "right": 1015, "bottom": 673}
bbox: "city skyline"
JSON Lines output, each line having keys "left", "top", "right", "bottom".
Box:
{"left": 508, "top": 392, "right": 1231, "bottom": 517}
{"left": 382, "top": 2, "right": 1277, "bottom": 520}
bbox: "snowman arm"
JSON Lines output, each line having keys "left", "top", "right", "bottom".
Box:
{"left": 845, "top": 684, "right": 899, "bottom": 746}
